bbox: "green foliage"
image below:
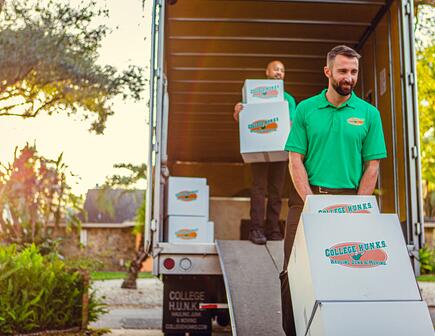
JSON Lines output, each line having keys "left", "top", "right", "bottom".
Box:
{"left": 417, "top": 44, "right": 435, "bottom": 217}
{"left": 415, "top": 5, "right": 435, "bottom": 49}
{"left": 415, "top": 5, "right": 435, "bottom": 218}
{"left": 91, "top": 271, "right": 153, "bottom": 281}
{"left": 417, "top": 44, "right": 435, "bottom": 187}
{"left": 0, "top": 0, "right": 145, "bottom": 134}
{"left": 104, "top": 163, "right": 147, "bottom": 188}
{"left": 64, "top": 254, "right": 105, "bottom": 274}
{"left": 419, "top": 246, "right": 435, "bottom": 274}
{"left": 133, "top": 198, "right": 146, "bottom": 235}
{"left": 102, "top": 162, "right": 147, "bottom": 234}
{"left": 417, "top": 274, "right": 435, "bottom": 282}
{"left": 0, "top": 244, "right": 106, "bottom": 335}
{"left": 0, "top": 144, "right": 83, "bottom": 245}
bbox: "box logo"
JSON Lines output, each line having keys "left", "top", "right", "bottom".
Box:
{"left": 175, "top": 228, "right": 198, "bottom": 240}
{"left": 250, "top": 85, "right": 280, "bottom": 99}
{"left": 248, "top": 118, "right": 278, "bottom": 134}
{"left": 176, "top": 190, "right": 198, "bottom": 202}
{"left": 325, "top": 241, "right": 388, "bottom": 268}
{"left": 347, "top": 117, "right": 365, "bottom": 126}
{"left": 318, "top": 203, "right": 373, "bottom": 214}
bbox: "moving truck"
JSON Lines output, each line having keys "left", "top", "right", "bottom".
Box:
{"left": 145, "top": 0, "right": 424, "bottom": 335}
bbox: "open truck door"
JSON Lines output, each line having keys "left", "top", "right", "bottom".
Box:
{"left": 145, "top": 0, "right": 425, "bottom": 334}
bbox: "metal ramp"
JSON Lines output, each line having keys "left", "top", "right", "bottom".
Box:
{"left": 216, "top": 240, "right": 286, "bottom": 336}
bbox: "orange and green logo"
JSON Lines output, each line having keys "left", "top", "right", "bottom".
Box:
{"left": 248, "top": 117, "right": 279, "bottom": 134}
{"left": 318, "top": 203, "right": 373, "bottom": 214}
{"left": 250, "top": 85, "right": 280, "bottom": 99}
{"left": 325, "top": 241, "right": 388, "bottom": 268}
{"left": 176, "top": 190, "right": 198, "bottom": 202}
{"left": 175, "top": 228, "right": 198, "bottom": 240}
{"left": 347, "top": 117, "right": 365, "bottom": 126}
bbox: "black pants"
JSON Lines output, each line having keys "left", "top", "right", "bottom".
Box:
{"left": 280, "top": 185, "right": 357, "bottom": 336}
{"left": 250, "top": 161, "right": 287, "bottom": 233}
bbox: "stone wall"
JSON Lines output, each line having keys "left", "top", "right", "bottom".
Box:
{"left": 58, "top": 224, "right": 137, "bottom": 271}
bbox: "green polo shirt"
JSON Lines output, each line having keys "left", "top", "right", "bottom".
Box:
{"left": 284, "top": 91, "right": 297, "bottom": 121}
{"left": 285, "top": 89, "right": 387, "bottom": 189}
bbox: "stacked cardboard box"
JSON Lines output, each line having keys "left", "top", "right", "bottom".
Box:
{"left": 288, "top": 195, "right": 433, "bottom": 336}
{"left": 165, "top": 176, "right": 214, "bottom": 244}
{"left": 239, "top": 79, "right": 290, "bottom": 163}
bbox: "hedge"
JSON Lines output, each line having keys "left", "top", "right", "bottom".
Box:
{"left": 0, "top": 245, "right": 106, "bottom": 335}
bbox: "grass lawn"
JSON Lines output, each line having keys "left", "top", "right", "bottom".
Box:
{"left": 417, "top": 275, "right": 435, "bottom": 282}
{"left": 32, "top": 328, "right": 109, "bottom": 335}
{"left": 91, "top": 271, "right": 154, "bottom": 281}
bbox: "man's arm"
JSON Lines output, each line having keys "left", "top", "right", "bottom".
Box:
{"left": 357, "top": 160, "right": 380, "bottom": 195}
{"left": 289, "top": 152, "right": 313, "bottom": 201}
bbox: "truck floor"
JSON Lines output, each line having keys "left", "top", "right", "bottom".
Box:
{"left": 216, "top": 240, "right": 285, "bottom": 336}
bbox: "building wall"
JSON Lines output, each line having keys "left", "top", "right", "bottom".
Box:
{"left": 58, "top": 225, "right": 136, "bottom": 271}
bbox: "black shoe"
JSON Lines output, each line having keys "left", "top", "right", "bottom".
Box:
{"left": 267, "top": 231, "right": 283, "bottom": 241}
{"left": 249, "top": 229, "right": 267, "bottom": 245}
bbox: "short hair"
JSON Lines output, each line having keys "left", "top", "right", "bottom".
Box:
{"left": 327, "top": 45, "right": 361, "bottom": 68}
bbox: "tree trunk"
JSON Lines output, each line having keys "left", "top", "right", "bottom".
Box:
{"left": 121, "top": 234, "right": 149, "bottom": 289}
{"left": 121, "top": 247, "right": 149, "bottom": 289}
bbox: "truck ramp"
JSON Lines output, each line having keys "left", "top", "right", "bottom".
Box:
{"left": 216, "top": 240, "right": 285, "bottom": 336}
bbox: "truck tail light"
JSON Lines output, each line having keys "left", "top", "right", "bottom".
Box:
{"left": 163, "top": 257, "right": 175, "bottom": 270}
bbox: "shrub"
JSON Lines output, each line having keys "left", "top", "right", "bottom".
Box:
{"left": 419, "top": 245, "right": 435, "bottom": 275}
{"left": 0, "top": 244, "right": 106, "bottom": 335}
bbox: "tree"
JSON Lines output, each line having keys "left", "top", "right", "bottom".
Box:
{"left": 417, "top": 44, "right": 435, "bottom": 218}
{"left": 101, "top": 163, "right": 148, "bottom": 289}
{"left": 0, "top": 144, "right": 83, "bottom": 245}
{"left": 415, "top": 5, "right": 435, "bottom": 218}
{"left": 0, "top": 0, "right": 145, "bottom": 134}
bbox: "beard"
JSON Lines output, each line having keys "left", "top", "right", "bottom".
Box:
{"left": 331, "top": 77, "right": 355, "bottom": 96}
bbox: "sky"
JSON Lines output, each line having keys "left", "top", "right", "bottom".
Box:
{"left": 0, "top": 0, "right": 152, "bottom": 195}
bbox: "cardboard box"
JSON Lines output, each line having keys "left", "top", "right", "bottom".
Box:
{"left": 288, "top": 214, "right": 421, "bottom": 336}
{"left": 307, "top": 301, "right": 434, "bottom": 336}
{"left": 167, "top": 177, "right": 209, "bottom": 217}
{"left": 166, "top": 216, "right": 214, "bottom": 243}
{"left": 239, "top": 101, "right": 290, "bottom": 163}
{"left": 242, "top": 79, "right": 284, "bottom": 104}
{"left": 303, "top": 195, "right": 380, "bottom": 214}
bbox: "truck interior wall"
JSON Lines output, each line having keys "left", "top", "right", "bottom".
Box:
{"left": 163, "top": 0, "right": 414, "bottom": 241}
{"left": 358, "top": 0, "right": 408, "bottom": 230}
{"left": 390, "top": 0, "right": 408, "bottom": 226}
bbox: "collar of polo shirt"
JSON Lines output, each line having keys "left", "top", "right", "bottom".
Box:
{"left": 317, "top": 89, "right": 357, "bottom": 110}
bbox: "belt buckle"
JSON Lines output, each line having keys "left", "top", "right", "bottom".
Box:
{"left": 318, "top": 186, "right": 329, "bottom": 194}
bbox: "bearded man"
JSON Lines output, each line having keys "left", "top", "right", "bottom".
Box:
{"left": 279, "top": 45, "right": 387, "bottom": 336}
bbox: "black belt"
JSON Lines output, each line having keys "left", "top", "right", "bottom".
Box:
{"left": 310, "top": 185, "right": 357, "bottom": 194}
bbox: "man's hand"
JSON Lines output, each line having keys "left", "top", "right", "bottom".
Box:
{"left": 233, "top": 102, "right": 244, "bottom": 121}
{"left": 358, "top": 160, "right": 380, "bottom": 195}
{"left": 289, "top": 152, "right": 313, "bottom": 201}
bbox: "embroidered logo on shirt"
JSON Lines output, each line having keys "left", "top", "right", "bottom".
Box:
{"left": 347, "top": 117, "right": 365, "bottom": 126}
{"left": 248, "top": 118, "right": 279, "bottom": 134}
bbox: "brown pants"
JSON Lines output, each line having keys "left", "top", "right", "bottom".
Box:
{"left": 280, "top": 185, "right": 357, "bottom": 336}
{"left": 250, "top": 161, "right": 287, "bottom": 233}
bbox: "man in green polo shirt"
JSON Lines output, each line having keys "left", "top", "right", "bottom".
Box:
{"left": 234, "top": 60, "right": 297, "bottom": 245}
{"left": 279, "top": 45, "right": 386, "bottom": 336}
